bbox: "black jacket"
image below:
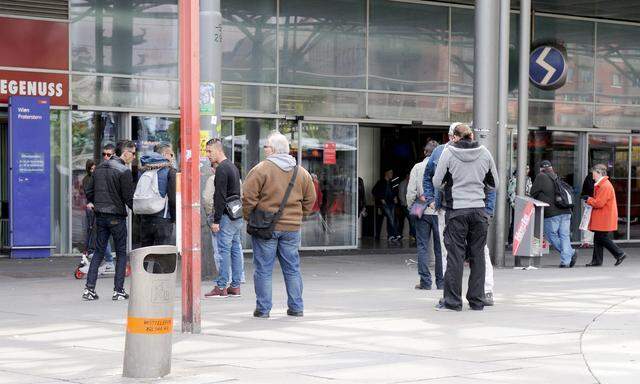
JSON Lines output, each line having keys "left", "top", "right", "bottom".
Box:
{"left": 581, "top": 173, "right": 595, "bottom": 198}
{"left": 213, "top": 159, "right": 241, "bottom": 224}
{"left": 530, "top": 171, "right": 571, "bottom": 218}
{"left": 86, "top": 157, "right": 134, "bottom": 217}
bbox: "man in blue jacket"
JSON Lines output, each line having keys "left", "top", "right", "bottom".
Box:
{"left": 423, "top": 122, "right": 496, "bottom": 306}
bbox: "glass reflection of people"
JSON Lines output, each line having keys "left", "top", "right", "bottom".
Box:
{"left": 358, "top": 177, "right": 366, "bottom": 217}
{"left": 372, "top": 169, "right": 400, "bottom": 243}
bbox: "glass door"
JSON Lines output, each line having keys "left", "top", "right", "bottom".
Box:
{"left": 298, "top": 121, "right": 358, "bottom": 249}
{"left": 588, "top": 134, "right": 630, "bottom": 240}
{"left": 631, "top": 135, "right": 640, "bottom": 240}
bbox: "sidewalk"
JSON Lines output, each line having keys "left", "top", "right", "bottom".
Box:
{"left": 1, "top": 248, "right": 639, "bottom": 383}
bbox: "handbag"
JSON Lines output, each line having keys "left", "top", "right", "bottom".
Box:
{"left": 225, "top": 194, "right": 243, "bottom": 220}
{"left": 247, "top": 166, "right": 299, "bottom": 240}
{"left": 409, "top": 201, "right": 428, "bottom": 218}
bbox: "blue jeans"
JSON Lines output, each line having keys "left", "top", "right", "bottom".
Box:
{"left": 87, "top": 214, "right": 127, "bottom": 291}
{"left": 544, "top": 214, "right": 575, "bottom": 266}
{"left": 211, "top": 232, "right": 245, "bottom": 281}
{"left": 252, "top": 231, "right": 303, "bottom": 313}
{"left": 215, "top": 215, "right": 243, "bottom": 288}
{"left": 415, "top": 214, "right": 443, "bottom": 288}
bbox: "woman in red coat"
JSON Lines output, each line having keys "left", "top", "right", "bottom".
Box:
{"left": 585, "top": 164, "right": 627, "bottom": 267}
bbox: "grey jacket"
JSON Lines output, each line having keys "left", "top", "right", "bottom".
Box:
{"left": 433, "top": 140, "right": 499, "bottom": 210}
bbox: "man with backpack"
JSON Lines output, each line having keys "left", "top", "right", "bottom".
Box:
{"left": 133, "top": 143, "right": 176, "bottom": 246}
{"left": 530, "top": 160, "right": 577, "bottom": 268}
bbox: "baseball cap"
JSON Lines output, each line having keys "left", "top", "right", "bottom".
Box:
{"left": 448, "top": 122, "right": 462, "bottom": 136}
{"left": 540, "top": 160, "right": 552, "bottom": 169}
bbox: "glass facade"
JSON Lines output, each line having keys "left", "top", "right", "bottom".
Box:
{"left": 7, "top": 0, "right": 640, "bottom": 255}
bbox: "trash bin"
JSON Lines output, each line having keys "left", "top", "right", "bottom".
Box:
{"left": 512, "top": 196, "right": 550, "bottom": 267}
{"left": 123, "top": 245, "right": 178, "bottom": 378}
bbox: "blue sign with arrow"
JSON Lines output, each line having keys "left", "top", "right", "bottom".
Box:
{"left": 529, "top": 45, "right": 568, "bottom": 90}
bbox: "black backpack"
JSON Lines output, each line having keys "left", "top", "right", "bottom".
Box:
{"left": 551, "top": 174, "right": 574, "bottom": 209}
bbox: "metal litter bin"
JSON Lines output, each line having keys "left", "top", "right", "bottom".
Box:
{"left": 512, "top": 196, "right": 550, "bottom": 267}
{"left": 123, "top": 245, "right": 178, "bottom": 378}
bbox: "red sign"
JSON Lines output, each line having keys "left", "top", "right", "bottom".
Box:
{"left": 0, "top": 17, "right": 69, "bottom": 70}
{"left": 513, "top": 202, "right": 535, "bottom": 255}
{"left": 0, "top": 70, "right": 68, "bottom": 106}
{"left": 323, "top": 142, "right": 337, "bottom": 165}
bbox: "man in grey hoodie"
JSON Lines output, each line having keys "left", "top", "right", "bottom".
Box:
{"left": 433, "top": 124, "right": 499, "bottom": 311}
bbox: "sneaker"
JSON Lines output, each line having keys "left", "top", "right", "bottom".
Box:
{"left": 253, "top": 309, "right": 270, "bottom": 318}
{"left": 204, "top": 286, "right": 228, "bottom": 298}
{"left": 104, "top": 262, "right": 115, "bottom": 271}
{"left": 112, "top": 289, "right": 129, "bottom": 301}
{"left": 287, "top": 309, "right": 304, "bottom": 317}
{"left": 483, "top": 292, "right": 494, "bottom": 306}
{"left": 435, "top": 299, "right": 462, "bottom": 312}
{"left": 559, "top": 264, "right": 569, "bottom": 268}
{"left": 414, "top": 283, "right": 432, "bottom": 290}
{"left": 615, "top": 254, "right": 627, "bottom": 266}
{"left": 82, "top": 288, "right": 99, "bottom": 301}
{"left": 227, "top": 286, "right": 241, "bottom": 297}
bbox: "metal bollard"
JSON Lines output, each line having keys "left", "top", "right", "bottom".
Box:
{"left": 123, "top": 245, "right": 178, "bottom": 378}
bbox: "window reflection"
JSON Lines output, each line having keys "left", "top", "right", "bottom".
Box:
{"left": 222, "top": 0, "right": 277, "bottom": 83}
{"left": 279, "top": 0, "right": 366, "bottom": 89}
{"left": 368, "top": 0, "right": 448, "bottom": 93}
{"left": 71, "top": 0, "right": 178, "bottom": 77}
{"left": 597, "top": 23, "right": 640, "bottom": 105}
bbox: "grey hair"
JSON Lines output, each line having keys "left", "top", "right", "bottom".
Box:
{"left": 267, "top": 131, "right": 290, "bottom": 154}
{"left": 592, "top": 164, "right": 608, "bottom": 176}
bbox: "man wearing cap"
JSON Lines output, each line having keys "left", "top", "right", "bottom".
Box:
{"left": 530, "top": 160, "right": 576, "bottom": 268}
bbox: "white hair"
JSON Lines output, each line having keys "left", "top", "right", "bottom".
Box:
{"left": 267, "top": 131, "right": 290, "bottom": 154}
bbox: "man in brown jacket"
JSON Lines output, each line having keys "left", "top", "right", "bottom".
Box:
{"left": 242, "top": 131, "right": 316, "bottom": 318}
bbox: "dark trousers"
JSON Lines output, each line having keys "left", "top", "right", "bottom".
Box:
{"left": 443, "top": 210, "right": 488, "bottom": 310}
{"left": 139, "top": 215, "right": 174, "bottom": 247}
{"left": 87, "top": 214, "right": 128, "bottom": 291}
{"left": 591, "top": 231, "right": 624, "bottom": 265}
{"left": 397, "top": 206, "right": 416, "bottom": 238}
{"left": 375, "top": 204, "right": 398, "bottom": 239}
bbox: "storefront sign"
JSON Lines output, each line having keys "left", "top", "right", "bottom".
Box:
{"left": 323, "top": 142, "right": 337, "bottom": 165}
{"left": 0, "top": 70, "right": 68, "bottom": 106}
{"left": 529, "top": 45, "right": 567, "bottom": 91}
{"left": 0, "top": 17, "right": 69, "bottom": 107}
{"left": 8, "top": 96, "right": 52, "bottom": 258}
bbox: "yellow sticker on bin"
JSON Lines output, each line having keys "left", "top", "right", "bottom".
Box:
{"left": 127, "top": 317, "right": 173, "bottom": 334}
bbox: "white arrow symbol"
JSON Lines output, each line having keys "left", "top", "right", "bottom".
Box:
{"left": 535, "top": 47, "right": 556, "bottom": 85}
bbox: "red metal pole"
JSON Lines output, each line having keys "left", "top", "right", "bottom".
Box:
{"left": 179, "top": 0, "right": 201, "bottom": 334}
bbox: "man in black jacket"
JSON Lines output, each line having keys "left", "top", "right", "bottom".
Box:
{"left": 83, "top": 140, "right": 136, "bottom": 301}
{"left": 530, "top": 160, "right": 576, "bottom": 268}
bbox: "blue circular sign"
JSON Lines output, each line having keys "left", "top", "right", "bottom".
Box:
{"left": 529, "top": 45, "right": 567, "bottom": 90}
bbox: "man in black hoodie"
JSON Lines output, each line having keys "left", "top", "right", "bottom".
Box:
{"left": 83, "top": 140, "right": 136, "bottom": 301}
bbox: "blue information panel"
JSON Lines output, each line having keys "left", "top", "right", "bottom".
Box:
{"left": 9, "top": 96, "right": 52, "bottom": 258}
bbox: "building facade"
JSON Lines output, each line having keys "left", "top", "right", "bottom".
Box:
{"left": 1, "top": 0, "right": 640, "bottom": 256}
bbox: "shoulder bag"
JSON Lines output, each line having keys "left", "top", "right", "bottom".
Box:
{"left": 247, "top": 166, "right": 299, "bottom": 240}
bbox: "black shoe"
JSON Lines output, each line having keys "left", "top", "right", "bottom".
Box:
{"left": 287, "top": 309, "right": 304, "bottom": 317}
{"left": 615, "top": 254, "right": 627, "bottom": 266}
{"left": 435, "top": 299, "right": 462, "bottom": 312}
{"left": 415, "top": 283, "right": 432, "bottom": 290}
{"left": 253, "top": 310, "right": 270, "bottom": 318}
{"left": 569, "top": 253, "right": 577, "bottom": 268}
{"left": 469, "top": 305, "right": 484, "bottom": 311}
{"left": 112, "top": 289, "right": 129, "bottom": 301}
{"left": 82, "top": 288, "right": 99, "bottom": 301}
{"left": 585, "top": 262, "right": 602, "bottom": 267}
{"left": 559, "top": 264, "right": 569, "bottom": 268}
{"left": 482, "top": 292, "right": 494, "bottom": 306}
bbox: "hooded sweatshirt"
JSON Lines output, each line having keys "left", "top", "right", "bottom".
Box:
{"left": 432, "top": 139, "right": 499, "bottom": 211}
